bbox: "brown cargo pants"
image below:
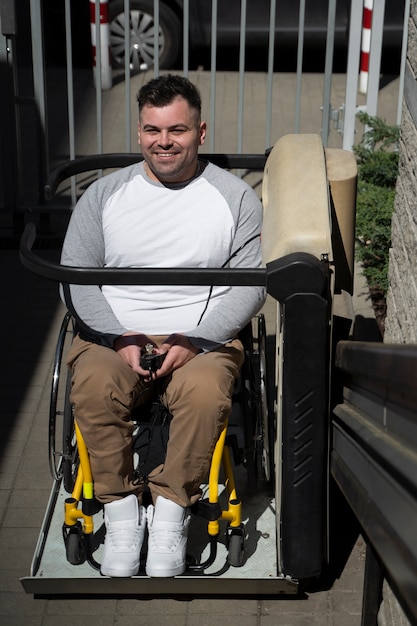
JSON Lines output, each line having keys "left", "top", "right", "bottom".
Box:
{"left": 66, "top": 334, "right": 244, "bottom": 507}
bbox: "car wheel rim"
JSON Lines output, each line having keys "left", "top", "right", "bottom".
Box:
{"left": 110, "top": 10, "right": 164, "bottom": 71}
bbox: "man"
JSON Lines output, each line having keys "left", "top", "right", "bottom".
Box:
{"left": 61, "top": 74, "right": 265, "bottom": 578}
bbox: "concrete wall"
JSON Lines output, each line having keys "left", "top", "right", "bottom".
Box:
{"left": 384, "top": 0, "right": 417, "bottom": 343}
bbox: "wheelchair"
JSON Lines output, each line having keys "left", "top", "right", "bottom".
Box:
{"left": 20, "top": 134, "right": 357, "bottom": 596}
{"left": 49, "top": 310, "right": 271, "bottom": 574}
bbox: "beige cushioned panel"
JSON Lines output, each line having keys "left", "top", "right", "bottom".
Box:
{"left": 261, "top": 134, "right": 332, "bottom": 266}
{"left": 325, "top": 148, "right": 357, "bottom": 294}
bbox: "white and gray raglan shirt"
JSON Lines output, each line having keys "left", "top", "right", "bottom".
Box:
{"left": 60, "top": 160, "right": 266, "bottom": 351}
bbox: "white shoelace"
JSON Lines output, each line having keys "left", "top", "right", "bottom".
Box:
{"left": 149, "top": 521, "right": 184, "bottom": 552}
{"left": 107, "top": 522, "right": 141, "bottom": 552}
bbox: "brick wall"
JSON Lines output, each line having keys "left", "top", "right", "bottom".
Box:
{"left": 384, "top": 0, "right": 417, "bottom": 343}
{"left": 379, "top": 3, "right": 416, "bottom": 621}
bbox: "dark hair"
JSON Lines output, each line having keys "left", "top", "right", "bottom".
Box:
{"left": 137, "top": 74, "right": 202, "bottom": 118}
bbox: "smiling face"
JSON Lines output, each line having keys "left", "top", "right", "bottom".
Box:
{"left": 138, "top": 96, "right": 206, "bottom": 184}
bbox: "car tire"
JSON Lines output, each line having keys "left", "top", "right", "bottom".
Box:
{"left": 109, "top": 0, "right": 181, "bottom": 71}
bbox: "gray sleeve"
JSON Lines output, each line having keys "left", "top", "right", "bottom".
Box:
{"left": 185, "top": 183, "right": 266, "bottom": 350}
{"left": 60, "top": 180, "right": 128, "bottom": 347}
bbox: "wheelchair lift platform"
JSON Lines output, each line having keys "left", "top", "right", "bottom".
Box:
{"left": 19, "top": 135, "right": 359, "bottom": 598}
{"left": 21, "top": 465, "right": 298, "bottom": 596}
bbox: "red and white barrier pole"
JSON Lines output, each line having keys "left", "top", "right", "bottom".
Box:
{"left": 90, "top": 0, "right": 112, "bottom": 90}
{"left": 359, "top": 0, "right": 373, "bottom": 94}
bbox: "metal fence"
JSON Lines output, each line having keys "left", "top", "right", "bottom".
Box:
{"left": 0, "top": 0, "right": 409, "bottom": 217}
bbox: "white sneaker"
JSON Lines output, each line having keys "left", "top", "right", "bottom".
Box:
{"left": 146, "top": 496, "right": 191, "bottom": 577}
{"left": 101, "top": 494, "right": 146, "bottom": 577}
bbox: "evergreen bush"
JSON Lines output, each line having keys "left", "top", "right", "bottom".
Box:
{"left": 353, "top": 111, "right": 400, "bottom": 295}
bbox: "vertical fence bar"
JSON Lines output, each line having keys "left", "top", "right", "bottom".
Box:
{"left": 397, "top": 0, "right": 410, "bottom": 126}
{"left": 237, "top": 0, "right": 247, "bottom": 154}
{"left": 294, "top": 0, "right": 306, "bottom": 134}
{"left": 124, "top": 0, "right": 131, "bottom": 151}
{"left": 154, "top": 0, "right": 159, "bottom": 77}
{"left": 183, "top": 0, "right": 190, "bottom": 76}
{"left": 94, "top": 0, "right": 103, "bottom": 156}
{"left": 361, "top": 543, "right": 384, "bottom": 625}
{"left": 29, "top": 0, "right": 48, "bottom": 202}
{"left": 0, "top": 10, "right": 18, "bottom": 213}
{"left": 321, "top": 0, "right": 336, "bottom": 147}
{"left": 265, "top": 0, "right": 276, "bottom": 149}
{"left": 64, "top": 0, "right": 76, "bottom": 205}
{"left": 342, "top": 0, "right": 363, "bottom": 150}
{"left": 209, "top": 0, "right": 218, "bottom": 151}
{"left": 366, "top": 0, "right": 385, "bottom": 118}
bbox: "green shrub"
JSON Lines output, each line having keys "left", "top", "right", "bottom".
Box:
{"left": 353, "top": 111, "right": 399, "bottom": 294}
{"left": 355, "top": 180, "right": 396, "bottom": 293}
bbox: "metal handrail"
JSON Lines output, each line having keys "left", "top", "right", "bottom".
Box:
{"left": 44, "top": 153, "right": 267, "bottom": 200}
{"left": 332, "top": 339, "right": 417, "bottom": 624}
{"left": 19, "top": 223, "right": 266, "bottom": 287}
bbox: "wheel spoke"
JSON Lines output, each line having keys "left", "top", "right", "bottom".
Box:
{"left": 110, "top": 16, "right": 125, "bottom": 39}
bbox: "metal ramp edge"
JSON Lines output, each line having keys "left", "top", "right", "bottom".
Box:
{"left": 21, "top": 468, "right": 299, "bottom": 597}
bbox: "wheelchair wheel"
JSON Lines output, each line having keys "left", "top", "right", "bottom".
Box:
{"left": 254, "top": 314, "right": 274, "bottom": 483}
{"left": 61, "top": 381, "right": 78, "bottom": 494}
{"left": 49, "top": 311, "right": 77, "bottom": 490}
{"left": 64, "top": 524, "right": 86, "bottom": 565}
{"left": 227, "top": 528, "right": 245, "bottom": 567}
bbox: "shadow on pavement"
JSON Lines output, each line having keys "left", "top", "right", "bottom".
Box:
{"left": 1, "top": 247, "right": 62, "bottom": 457}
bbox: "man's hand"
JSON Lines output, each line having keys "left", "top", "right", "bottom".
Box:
{"left": 113, "top": 332, "right": 199, "bottom": 380}
{"left": 113, "top": 332, "right": 161, "bottom": 377}
{"left": 155, "top": 334, "right": 200, "bottom": 378}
